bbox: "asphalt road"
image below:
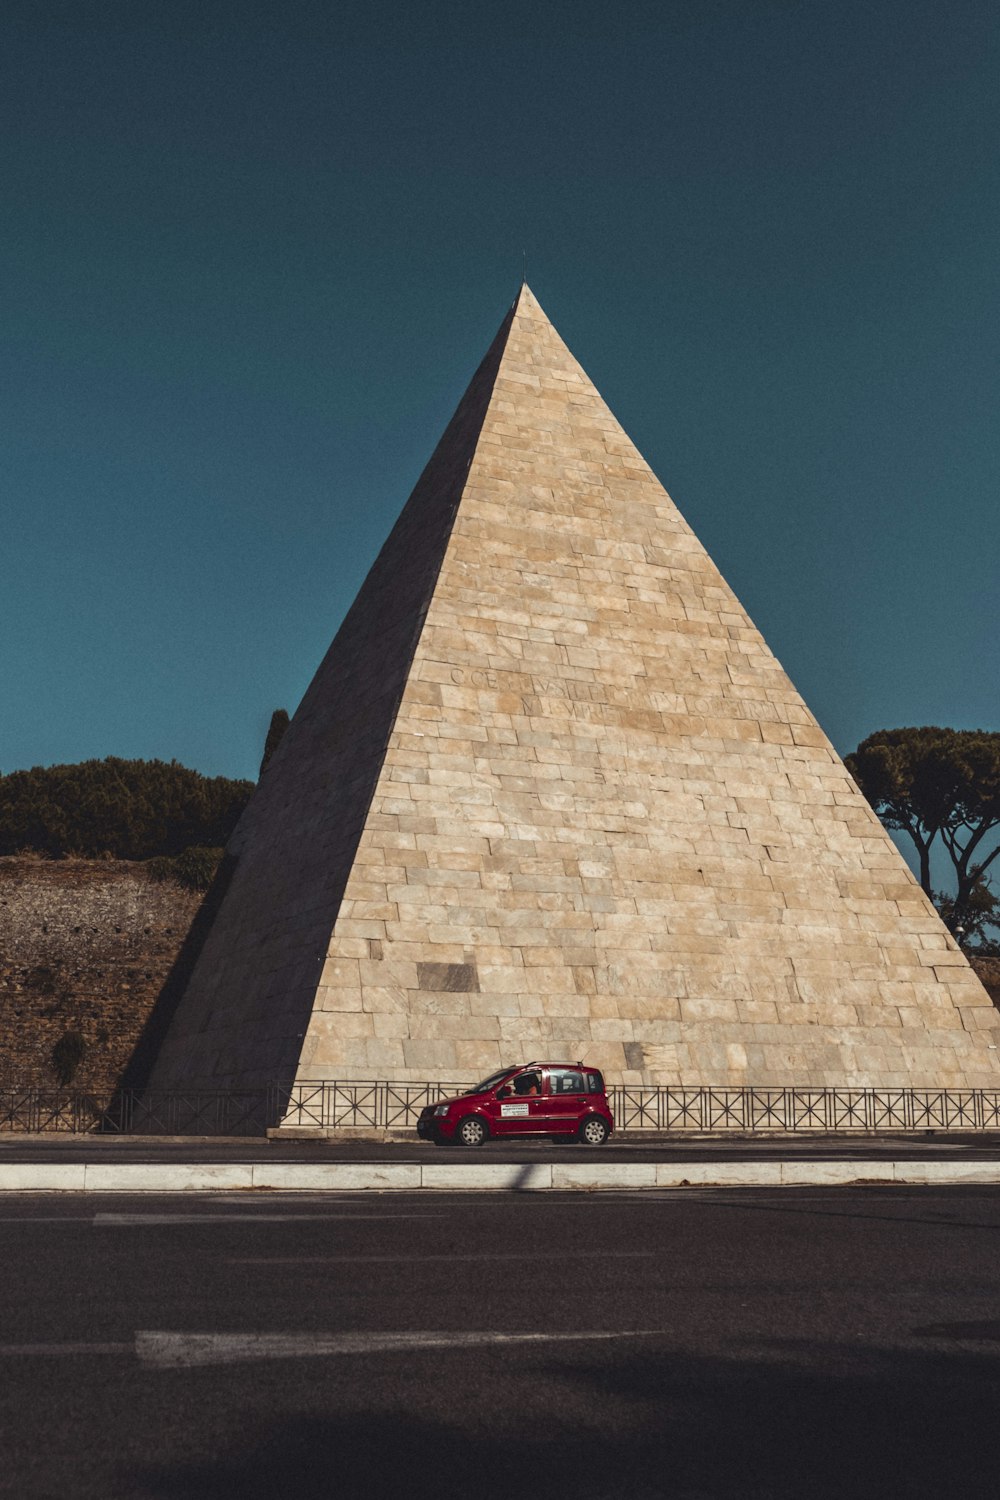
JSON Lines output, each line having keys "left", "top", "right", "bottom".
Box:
{"left": 5, "top": 1131, "right": 1000, "bottom": 1162}
{"left": 3, "top": 1190, "right": 1000, "bottom": 1498}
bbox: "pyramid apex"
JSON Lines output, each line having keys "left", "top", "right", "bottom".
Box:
{"left": 512, "top": 280, "right": 550, "bottom": 323}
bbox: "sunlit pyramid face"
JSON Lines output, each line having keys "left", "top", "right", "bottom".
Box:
{"left": 142, "top": 286, "right": 1000, "bottom": 1100}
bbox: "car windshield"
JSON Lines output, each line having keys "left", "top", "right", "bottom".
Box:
{"left": 471, "top": 1069, "right": 515, "bottom": 1094}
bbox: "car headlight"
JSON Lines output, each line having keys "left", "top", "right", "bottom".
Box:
{"left": 434, "top": 1104, "right": 450, "bottom": 1116}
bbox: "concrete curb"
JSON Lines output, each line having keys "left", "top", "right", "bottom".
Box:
{"left": 4, "top": 1160, "right": 1000, "bottom": 1192}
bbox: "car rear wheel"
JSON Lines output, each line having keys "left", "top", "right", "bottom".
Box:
{"left": 456, "top": 1115, "right": 488, "bottom": 1148}
{"left": 579, "top": 1115, "right": 609, "bottom": 1146}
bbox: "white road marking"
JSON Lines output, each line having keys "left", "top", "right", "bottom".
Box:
{"left": 227, "top": 1250, "right": 657, "bottom": 1264}
{"left": 0, "top": 1342, "right": 131, "bottom": 1357}
{"left": 0, "top": 1217, "right": 96, "bottom": 1225}
{"left": 0, "top": 1329, "right": 662, "bottom": 1366}
{"left": 135, "top": 1329, "right": 661, "bottom": 1367}
{"left": 92, "top": 1212, "right": 441, "bottom": 1225}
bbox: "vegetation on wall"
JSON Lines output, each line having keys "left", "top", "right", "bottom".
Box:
{"left": 0, "top": 758, "right": 253, "bottom": 860}
{"left": 50, "top": 1030, "right": 86, "bottom": 1087}
{"left": 146, "top": 845, "right": 225, "bottom": 891}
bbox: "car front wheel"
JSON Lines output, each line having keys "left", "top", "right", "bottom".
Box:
{"left": 456, "top": 1115, "right": 488, "bottom": 1148}
{"left": 579, "top": 1116, "right": 609, "bottom": 1146}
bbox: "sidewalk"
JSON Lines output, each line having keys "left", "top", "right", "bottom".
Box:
{"left": 3, "top": 1133, "right": 1000, "bottom": 1190}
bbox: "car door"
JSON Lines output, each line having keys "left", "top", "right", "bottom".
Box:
{"left": 489, "top": 1069, "right": 546, "bottom": 1135}
{"left": 544, "top": 1068, "right": 587, "bottom": 1133}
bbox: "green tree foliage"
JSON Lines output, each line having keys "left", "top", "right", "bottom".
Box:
{"left": 0, "top": 758, "right": 254, "bottom": 860}
{"left": 259, "top": 708, "right": 290, "bottom": 775}
{"left": 933, "top": 881, "right": 1000, "bottom": 950}
{"left": 846, "top": 727, "right": 1000, "bottom": 939}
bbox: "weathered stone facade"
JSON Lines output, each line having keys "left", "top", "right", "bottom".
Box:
{"left": 0, "top": 856, "right": 202, "bottom": 1089}
{"left": 145, "top": 285, "right": 1000, "bottom": 1092}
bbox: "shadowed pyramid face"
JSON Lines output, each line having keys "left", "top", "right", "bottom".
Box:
{"left": 144, "top": 286, "right": 1000, "bottom": 1094}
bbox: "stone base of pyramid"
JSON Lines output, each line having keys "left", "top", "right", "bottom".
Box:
{"left": 287, "top": 912, "right": 999, "bottom": 1092}
{"left": 140, "top": 285, "right": 1000, "bottom": 1100}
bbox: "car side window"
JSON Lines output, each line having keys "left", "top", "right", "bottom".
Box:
{"left": 512, "top": 1070, "right": 541, "bottom": 1096}
{"left": 548, "top": 1069, "right": 584, "bottom": 1095}
{"left": 585, "top": 1071, "right": 604, "bottom": 1094}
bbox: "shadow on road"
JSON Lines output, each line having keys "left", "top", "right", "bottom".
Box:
{"left": 131, "top": 1337, "right": 1000, "bottom": 1499}
{"left": 679, "top": 1187, "right": 1000, "bottom": 1236}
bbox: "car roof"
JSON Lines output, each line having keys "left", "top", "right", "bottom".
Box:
{"left": 510, "top": 1061, "right": 600, "bottom": 1070}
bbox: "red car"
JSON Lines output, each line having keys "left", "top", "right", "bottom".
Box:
{"left": 417, "top": 1062, "right": 614, "bottom": 1147}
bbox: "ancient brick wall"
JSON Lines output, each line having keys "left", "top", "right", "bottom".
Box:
{"left": 0, "top": 856, "right": 202, "bottom": 1090}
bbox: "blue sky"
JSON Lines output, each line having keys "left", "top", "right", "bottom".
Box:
{"left": 2, "top": 0, "right": 997, "bottom": 788}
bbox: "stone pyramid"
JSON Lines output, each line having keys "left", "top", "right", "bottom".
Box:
{"left": 145, "top": 285, "right": 999, "bottom": 1093}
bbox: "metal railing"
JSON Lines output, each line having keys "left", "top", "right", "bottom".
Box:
{"left": 609, "top": 1086, "right": 1000, "bottom": 1133}
{"left": 5, "top": 1082, "right": 1000, "bottom": 1134}
{"left": 0, "top": 1088, "right": 275, "bottom": 1137}
{"left": 280, "top": 1080, "right": 470, "bottom": 1132}
{"left": 284, "top": 1081, "right": 1000, "bottom": 1134}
